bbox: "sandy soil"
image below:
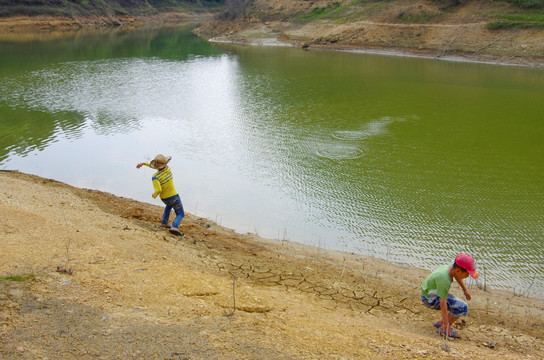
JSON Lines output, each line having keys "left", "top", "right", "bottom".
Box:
{"left": 1, "top": 171, "right": 543, "bottom": 359}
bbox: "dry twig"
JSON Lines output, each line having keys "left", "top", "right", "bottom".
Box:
{"left": 225, "top": 271, "right": 237, "bottom": 317}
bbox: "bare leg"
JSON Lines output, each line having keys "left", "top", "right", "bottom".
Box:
{"left": 434, "top": 313, "right": 459, "bottom": 327}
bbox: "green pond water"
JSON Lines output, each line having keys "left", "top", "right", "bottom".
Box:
{"left": 1, "top": 25, "right": 543, "bottom": 297}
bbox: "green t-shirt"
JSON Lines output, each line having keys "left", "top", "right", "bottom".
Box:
{"left": 421, "top": 265, "right": 452, "bottom": 299}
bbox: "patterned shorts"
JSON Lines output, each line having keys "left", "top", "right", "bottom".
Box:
{"left": 421, "top": 293, "right": 468, "bottom": 317}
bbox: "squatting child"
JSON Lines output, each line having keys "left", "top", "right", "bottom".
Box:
{"left": 137, "top": 154, "right": 184, "bottom": 236}
{"left": 420, "top": 253, "right": 479, "bottom": 338}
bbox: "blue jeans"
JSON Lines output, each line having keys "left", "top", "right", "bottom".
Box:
{"left": 421, "top": 294, "right": 468, "bottom": 317}
{"left": 161, "top": 194, "right": 184, "bottom": 228}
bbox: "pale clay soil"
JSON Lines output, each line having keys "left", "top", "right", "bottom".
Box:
{"left": 1, "top": 2, "right": 544, "bottom": 358}
{"left": 1, "top": 172, "right": 543, "bottom": 359}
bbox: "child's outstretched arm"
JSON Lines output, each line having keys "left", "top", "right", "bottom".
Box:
{"left": 456, "top": 277, "right": 471, "bottom": 300}
{"left": 136, "top": 162, "right": 147, "bottom": 169}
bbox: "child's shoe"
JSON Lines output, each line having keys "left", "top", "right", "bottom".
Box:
{"left": 169, "top": 227, "right": 182, "bottom": 236}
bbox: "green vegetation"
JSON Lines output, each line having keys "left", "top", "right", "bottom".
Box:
{"left": 487, "top": 12, "right": 544, "bottom": 28}
{"left": 298, "top": 2, "right": 344, "bottom": 22}
{"left": 297, "top": 1, "right": 385, "bottom": 23}
{"left": 292, "top": 0, "right": 544, "bottom": 28}
{"left": 331, "top": 0, "right": 390, "bottom": 24}
{"left": 149, "top": 0, "right": 224, "bottom": 10}
{"left": 431, "top": 0, "right": 544, "bottom": 10}
{"left": 505, "top": 0, "right": 544, "bottom": 9}
{"left": 296, "top": 0, "right": 440, "bottom": 24}
{"left": 219, "top": 0, "right": 252, "bottom": 19}
{"left": 0, "top": 274, "right": 35, "bottom": 282}
{"left": 430, "top": 0, "right": 468, "bottom": 10}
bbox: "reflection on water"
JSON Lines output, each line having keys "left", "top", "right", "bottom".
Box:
{"left": 0, "top": 106, "right": 85, "bottom": 162}
{"left": 0, "top": 25, "right": 223, "bottom": 72}
{"left": 0, "top": 26, "right": 543, "bottom": 297}
{"left": 0, "top": 24, "right": 224, "bottom": 162}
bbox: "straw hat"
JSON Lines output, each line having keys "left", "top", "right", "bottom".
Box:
{"left": 149, "top": 154, "right": 171, "bottom": 170}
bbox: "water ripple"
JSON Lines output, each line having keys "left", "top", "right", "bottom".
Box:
{"left": 331, "top": 116, "right": 408, "bottom": 141}
{"left": 316, "top": 144, "right": 363, "bottom": 160}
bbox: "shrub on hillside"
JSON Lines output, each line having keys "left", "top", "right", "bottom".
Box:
{"left": 220, "top": 0, "right": 253, "bottom": 19}
{"left": 148, "top": 0, "right": 224, "bottom": 7}
{"left": 430, "top": 0, "right": 468, "bottom": 10}
{"left": 506, "top": 0, "right": 544, "bottom": 8}
{"left": 0, "top": 0, "right": 64, "bottom": 5}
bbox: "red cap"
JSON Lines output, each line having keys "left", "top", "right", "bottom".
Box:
{"left": 455, "top": 254, "right": 478, "bottom": 279}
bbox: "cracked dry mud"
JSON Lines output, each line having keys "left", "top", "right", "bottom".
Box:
{"left": 1, "top": 171, "right": 543, "bottom": 359}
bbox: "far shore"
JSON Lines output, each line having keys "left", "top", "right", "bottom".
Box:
{"left": 1, "top": 13, "right": 544, "bottom": 69}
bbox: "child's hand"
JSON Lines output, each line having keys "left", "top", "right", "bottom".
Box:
{"left": 464, "top": 289, "right": 471, "bottom": 300}
{"left": 136, "top": 162, "right": 145, "bottom": 169}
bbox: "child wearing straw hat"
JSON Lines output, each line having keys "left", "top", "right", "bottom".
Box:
{"left": 136, "top": 154, "right": 184, "bottom": 236}
{"left": 421, "top": 253, "right": 479, "bottom": 338}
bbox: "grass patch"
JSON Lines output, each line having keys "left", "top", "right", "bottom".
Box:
{"left": 506, "top": 0, "right": 544, "bottom": 9}
{"left": 298, "top": 2, "right": 344, "bottom": 22}
{"left": 150, "top": 0, "right": 225, "bottom": 12}
{"left": 0, "top": 274, "right": 35, "bottom": 282}
{"left": 297, "top": 0, "right": 383, "bottom": 23}
{"left": 334, "top": 0, "right": 396, "bottom": 24}
{"left": 487, "top": 12, "right": 544, "bottom": 29}
{"left": 336, "top": 9, "right": 368, "bottom": 23}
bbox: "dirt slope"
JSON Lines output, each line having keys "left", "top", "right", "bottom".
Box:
{"left": 1, "top": 171, "right": 543, "bottom": 359}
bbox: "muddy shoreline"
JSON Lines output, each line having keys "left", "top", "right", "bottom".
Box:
{"left": 210, "top": 34, "right": 544, "bottom": 68}
{"left": 199, "top": 20, "right": 544, "bottom": 69}
{"left": 1, "top": 171, "right": 543, "bottom": 359}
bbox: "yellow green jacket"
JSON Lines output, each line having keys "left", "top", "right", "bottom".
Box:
{"left": 143, "top": 163, "right": 178, "bottom": 199}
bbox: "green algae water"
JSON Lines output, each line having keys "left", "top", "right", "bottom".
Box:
{"left": 1, "top": 25, "right": 543, "bottom": 297}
